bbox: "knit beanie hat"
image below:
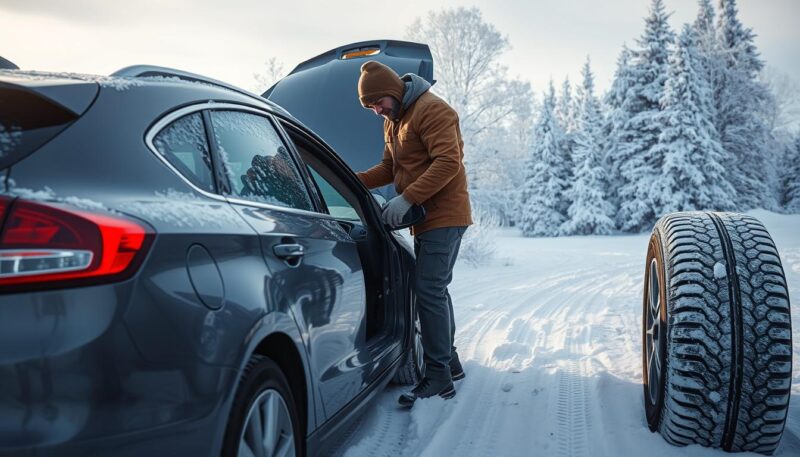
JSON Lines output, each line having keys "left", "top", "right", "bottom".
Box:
{"left": 358, "top": 60, "right": 405, "bottom": 108}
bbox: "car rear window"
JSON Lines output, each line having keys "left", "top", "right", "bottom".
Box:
{"left": 152, "top": 112, "right": 216, "bottom": 193}
{"left": 0, "top": 85, "right": 77, "bottom": 169}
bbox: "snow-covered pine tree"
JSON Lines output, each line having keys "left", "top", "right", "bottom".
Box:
{"left": 653, "top": 24, "right": 735, "bottom": 214}
{"left": 784, "top": 134, "right": 800, "bottom": 213}
{"left": 717, "top": 0, "right": 762, "bottom": 79}
{"left": 615, "top": 0, "right": 676, "bottom": 232}
{"left": 556, "top": 77, "right": 577, "bottom": 134}
{"left": 692, "top": 0, "right": 722, "bottom": 101}
{"left": 715, "top": 0, "right": 776, "bottom": 209}
{"left": 694, "top": 0, "right": 716, "bottom": 43}
{"left": 519, "top": 81, "right": 570, "bottom": 237}
{"left": 603, "top": 44, "right": 633, "bottom": 209}
{"left": 562, "top": 58, "right": 615, "bottom": 235}
{"left": 556, "top": 77, "right": 577, "bottom": 191}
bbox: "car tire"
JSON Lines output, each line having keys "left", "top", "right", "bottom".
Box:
{"left": 643, "top": 211, "right": 792, "bottom": 455}
{"left": 222, "top": 355, "right": 304, "bottom": 457}
{"left": 392, "top": 299, "right": 424, "bottom": 385}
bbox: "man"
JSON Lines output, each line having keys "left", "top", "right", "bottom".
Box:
{"left": 355, "top": 60, "right": 472, "bottom": 407}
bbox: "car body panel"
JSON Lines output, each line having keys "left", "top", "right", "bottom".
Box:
{"left": 0, "top": 274, "right": 238, "bottom": 452}
{"left": 228, "top": 202, "right": 368, "bottom": 417}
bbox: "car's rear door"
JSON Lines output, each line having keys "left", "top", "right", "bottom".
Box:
{"left": 206, "top": 106, "right": 370, "bottom": 417}
{"left": 277, "top": 119, "right": 410, "bottom": 384}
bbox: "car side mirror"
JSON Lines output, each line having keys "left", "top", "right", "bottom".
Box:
{"left": 385, "top": 204, "right": 426, "bottom": 231}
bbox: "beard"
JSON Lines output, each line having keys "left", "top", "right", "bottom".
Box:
{"left": 384, "top": 98, "right": 401, "bottom": 121}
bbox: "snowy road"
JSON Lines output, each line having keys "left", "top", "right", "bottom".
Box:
{"left": 331, "top": 211, "right": 800, "bottom": 457}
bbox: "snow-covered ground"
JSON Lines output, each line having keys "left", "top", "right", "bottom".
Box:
{"left": 332, "top": 210, "right": 800, "bottom": 457}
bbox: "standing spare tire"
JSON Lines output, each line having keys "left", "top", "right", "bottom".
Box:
{"left": 643, "top": 212, "right": 792, "bottom": 455}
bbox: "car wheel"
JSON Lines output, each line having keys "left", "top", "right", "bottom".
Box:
{"left": 222, "top": 355, "right": 303, "bottom": 457}
{"left": 392, "top": 293, "right": 424, "bottom": 385}
{"left": 643, "top": 212, "right": 792, "bottom": 455}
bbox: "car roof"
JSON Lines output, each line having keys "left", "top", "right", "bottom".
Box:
{"left": 0, "top": 68, "right": 298, "bottom": 121}
{"left": 0, "top": 67, "right": 348, "bottom": 172}
{"left": 111, "top": 65, "right": 293, "bottom": 117}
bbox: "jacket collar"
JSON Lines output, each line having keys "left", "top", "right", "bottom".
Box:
{"left": 392, "top": 73, "right": 432, "bottom": 122}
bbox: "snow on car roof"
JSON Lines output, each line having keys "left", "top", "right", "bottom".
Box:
{"left": 0, "top": 69, "right": 145, "bottom": 91}
{"left": 0, "top": 69, "right": 297, "bottom": 122}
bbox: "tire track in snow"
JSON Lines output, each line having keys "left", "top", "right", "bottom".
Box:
{"left": 554, "top": 359, "right": 591, "bottom": 457}
{"left": 335, "top": 396, "right": 412, "bottom": 457}
{"left": 529, "top": 264, "right": 637, "bottom": 457}
{"left": 446, "top": 264, "right": 636, "bottom": 457}
{"left": 334, "top": 266, "right": 554, "bottom": 457}
{"left": 334, "top": 264, "right": 560, "bottom": 457}
{"left": 443, "top": 267, "right": 598, "bottom": 457}
{"left": 446, "top": 309, "right": 526, "bottom": 456}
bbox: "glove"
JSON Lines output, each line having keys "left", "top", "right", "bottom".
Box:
{"left": 381, "top": 194, "right": 413, "bottom": 226}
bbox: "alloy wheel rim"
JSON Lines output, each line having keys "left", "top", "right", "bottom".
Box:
{"left": 645, "top": 258, "right": 663, "bottom": 405}
{"left": 239, "top": 388, "right": 295, "bottom": 457}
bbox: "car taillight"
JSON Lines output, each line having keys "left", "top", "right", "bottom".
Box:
{"left": 0, "top": 196, "right": 153, "bottom": 290}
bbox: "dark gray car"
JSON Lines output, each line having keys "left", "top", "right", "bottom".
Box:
{"left": 0, "top": 40, "right": 431, "bottom": 457}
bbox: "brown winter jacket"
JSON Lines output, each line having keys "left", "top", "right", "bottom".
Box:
{"left": 356, "top": 61, "right": 472, "bottom": 235}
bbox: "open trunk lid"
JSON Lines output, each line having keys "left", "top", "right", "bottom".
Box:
{"left": 264, "top": 40, "right": 434, "bottom": 179}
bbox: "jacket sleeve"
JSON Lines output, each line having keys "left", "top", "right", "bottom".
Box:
{"left": 402, "top": 103, "right": 462, "bottom": 204}
{"left": 356, "top": 143, "right": 394, "bottom": 189}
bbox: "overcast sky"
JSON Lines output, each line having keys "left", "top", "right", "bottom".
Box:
{"left": 2, "top": 0, "right": 798, "bottom": 97}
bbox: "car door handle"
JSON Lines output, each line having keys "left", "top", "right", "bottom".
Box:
{"left": 273, "top": 243, "right": 305, "bottom": 259}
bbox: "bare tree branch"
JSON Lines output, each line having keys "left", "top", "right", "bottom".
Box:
{"left": 252, "top": 57, "right": 286, "bottom": 94}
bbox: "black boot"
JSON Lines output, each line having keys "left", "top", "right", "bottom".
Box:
{"left": 398, "top": 377, "right": 455, "bottom": 407}
{"left": 450, "top": 351, "right": 465, "bottom": 381}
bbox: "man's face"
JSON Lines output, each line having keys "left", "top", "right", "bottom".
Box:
{"left": 368, "top": 96, "right": 399, "bottom": 120}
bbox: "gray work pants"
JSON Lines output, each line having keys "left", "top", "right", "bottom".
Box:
{"left": 413, "top": 226, "right": 467, "bottom": 382}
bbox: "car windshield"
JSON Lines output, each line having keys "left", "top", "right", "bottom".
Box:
{"left": 0, "top": 85, "right": 77, "bottom": 169}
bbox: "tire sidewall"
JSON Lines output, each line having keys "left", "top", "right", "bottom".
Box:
{"left": 643, "top": 229, "right": 669, "bottom": 431}
{"left": 222, "top": 356, "right": 304, "bottom": 457}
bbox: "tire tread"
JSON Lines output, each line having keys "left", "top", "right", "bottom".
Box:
{"left": 650, "top": 211, "right": 792, "bottom": 455}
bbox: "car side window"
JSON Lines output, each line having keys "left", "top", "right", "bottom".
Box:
{"left": 306, "top": 165, "right": 362, "bottom": 222}
{"left": 281, "top": 127, "right": 366, "bottom": 224}
{"left": 152, "top": 112, "right": 215, "bottom": 192}
{"left": 210, "top": 110, "right": 313, "bottom": 211}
